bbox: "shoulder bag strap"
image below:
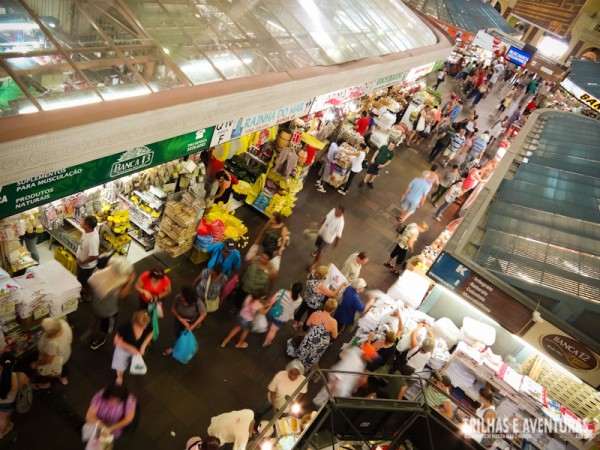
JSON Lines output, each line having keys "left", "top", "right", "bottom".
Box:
{"left": 204, "top": 273, "right": 211, "bottom": 300}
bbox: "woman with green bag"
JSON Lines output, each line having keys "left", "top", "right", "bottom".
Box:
{"left": 163, "top": 287, "right": 207, "bottom": 357}
{"left": 193, "top": 264, "right": 228, "bottom": 313}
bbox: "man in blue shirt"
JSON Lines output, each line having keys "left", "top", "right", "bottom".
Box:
{"left": 398, "top": 175, "right": 431, "bottom": 224}
{"left": 335, "top": 279, "right": 374, "bottom": 333}
{"left": 206, "top": 238, "right": 242, "bottom": 276}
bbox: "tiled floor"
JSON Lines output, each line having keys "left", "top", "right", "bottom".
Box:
{"left": 4, "top": 72, "right": 516, "bottom": 449}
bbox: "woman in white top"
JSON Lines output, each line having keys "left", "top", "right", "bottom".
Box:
{"left": 338, "top": 143, "right": 367, "bottom": 195}
{"left": 476, "top": 388, "right": 496, "bottom": 425}
{"left": 263, "top": 282, "right": 303, "bottom": 347}
{"left": 31, "top": 318, "right": 73, "bottom": 389}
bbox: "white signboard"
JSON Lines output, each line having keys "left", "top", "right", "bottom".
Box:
{"left": 405, "top": 62, "right": 436, "bottom": 82}
{"left": 310, "top": 81, "right": 375, "bottom": 114}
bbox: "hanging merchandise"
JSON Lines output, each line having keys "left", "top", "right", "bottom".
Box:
{"left": 203, "top": 202, "right": 249, "bottom": 247}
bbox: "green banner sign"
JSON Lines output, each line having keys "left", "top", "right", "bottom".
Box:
{"left": 0, "top": 127, "right": 215, "bottom": 219}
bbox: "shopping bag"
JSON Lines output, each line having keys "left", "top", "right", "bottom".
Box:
{"left": 37, "top": 356, "right": 63, "bottom": 377}
{"left": 205, "top": 297, "right": 220, "bottom": 313}
{"left": 16, "top": 374, "right": 33, "bottom": 414}
{"left": 82, "top": 422, "right": 98, "bottom": 442}
{"left": 303, "top": 222, "right": 319, "bottom": 241}
{"left": 172, "top": 330, "right": 198, "bottom": 364}
{"left": 222, "top": 274, "right": 239, "bottom": 300}
{"left": 156, "top": 302, "right": 164, "bottom": 319}
{"left": 130, "top": 353, "right": 148, "bottom": 375}
{"left": 245, "top": 243, "right": 259, "bottom": 262}
{"left": 149, "top": 303, "right": 160, "bottom": 341}
{"left": 252, "top": 313, "right": 268, "bottom": 333}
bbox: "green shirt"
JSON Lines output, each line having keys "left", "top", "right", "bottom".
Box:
{"left": 424, "top": 386, "right": 449, "bottom": 407}
{"left": 374, "top": 146, "right": 394, "bottom": 165}
{"left": 439, "top": 128, "right": 455, "bottom": 147}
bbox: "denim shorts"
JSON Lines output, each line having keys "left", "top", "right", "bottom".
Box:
{"left": 237, "top": 315, "right": 253, "bottom": 331}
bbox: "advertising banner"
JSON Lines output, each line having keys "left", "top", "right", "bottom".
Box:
{"left": 427, "top": 252, "right": 533, "bottom": 333}
{"left": 472, "top": 31, "right": 511, "bottom": 58}
{"left": 522, "top": 321, "right": 600, "bottom": 387}
{"left": 0, "top": 127, "right": 214, "bottom": 218}
{"left": 511, "top": 0, "right": 586, "bottom": 37}
{"left": 505, "top": 46, "right": 532, "bottom": 67}
{"left": 211, "top": 98, "right": 315, "bottom": 146}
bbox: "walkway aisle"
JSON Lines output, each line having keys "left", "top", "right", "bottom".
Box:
{"left": 5, "top": 70, "right": 519, "bottom": 450}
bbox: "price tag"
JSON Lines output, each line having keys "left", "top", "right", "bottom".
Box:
{"left": 62, "top": 298, "right": 78, "bottom": 311}
{"left": 33, "top": 304, "right": 49, "bottom": 320}
{"left": 0, "top": 302, "right": 15, "bottom": 316}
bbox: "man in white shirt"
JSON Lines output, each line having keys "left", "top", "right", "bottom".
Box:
{"left": 311, "top": 206, "right": 345, "bottom": 270}
{"left": 76, "top": 215, "right": 100, "bottom": 301}
{"left": 338, "top": 143, "right": 367, "bottom": 195}
{"left": 207, "top": 409, "right": 255, "bottom": 450}
{"left": 254, "top": 360, "right": 307, "bottom": 422}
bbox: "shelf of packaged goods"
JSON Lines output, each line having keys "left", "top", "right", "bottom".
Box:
{"left": 128, "top": 230, "right": 155, "bottom": 251}
{"left": 65, "top": 218, "right": 85, "bottom": 234}
{"left": 118, "top": 195, "right": 160, "bottom": 221}
{"left": 129, "top": 217, "right": 157, "bottom": 236}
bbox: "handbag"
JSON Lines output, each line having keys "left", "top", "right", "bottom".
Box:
{"left": 204, "top": 274, "right": 220, "bottom": 313}
{"left": 15, "top": 373, "right": 33, "bottom": 414}
{"left": 130, "top": 353, "right": 147, "bottom": 375}
{"left": 37, "top": 355, "right": 63, "bottom": 377}
{"left": 222, "top": 274, "right": 239, "bottom": 300}
{"left": 172, "top": 330, "right": 198, "bottom": 364}
{"left": 267, "top": 290, "right": 286, "bottom": 320}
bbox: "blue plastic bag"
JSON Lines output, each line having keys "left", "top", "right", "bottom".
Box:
{"left": 172, "top": 330, "right": 198, "bottom": 364}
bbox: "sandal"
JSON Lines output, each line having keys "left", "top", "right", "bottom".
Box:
{"left": 162, "top": 349, "right": 173, "bottom": 357}
{"left": 235, "top": 342, "right": 249, "bottom": 349}
{"left": 220, "top": 341, "right": 228, "bottom": 348}
{"left": 0, "top": 422, "right": 14, "bottom": 439}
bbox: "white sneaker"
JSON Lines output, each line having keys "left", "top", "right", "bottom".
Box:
{"left": 317, "top": 186, "right": 326, "bottom": 193}
{"left": 337, "top": 189, "right": 346, "bottom": 195}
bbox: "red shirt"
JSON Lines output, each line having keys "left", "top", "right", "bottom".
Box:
{"left": 355, "top": 117, "right": 371, "bottom": 136}
{"left": 139, "top": 271, "right": 171, "bottom": 303}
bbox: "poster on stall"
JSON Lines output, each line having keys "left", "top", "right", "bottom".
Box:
{"left": 0, "top": 127, "right": 215, "bottom": 218}
{"left": 522, "top": 321, "right": 600, "bottom": 387}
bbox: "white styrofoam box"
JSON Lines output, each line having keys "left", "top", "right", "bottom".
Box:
{"left": 369, "top": 130, "right": 389, "bottom": 148}
{"left": 373, "top": 112, "right": 396, "bottom": 130}
{"left": 387, "top": 269, "right": 431, "bottom": 310}
{"left": 430, "top": 317, "right": 460, "bottom": 348}
{"left": 462, "top": 316, "right": 496, "bottom": 346}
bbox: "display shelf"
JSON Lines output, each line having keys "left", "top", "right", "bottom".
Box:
{"left": 244, "top": 151, "right": 269, "bottom": 166}
{"left": 128, "top": 230, "right": 155, "bottom": 251}
{"left": 118, "top": 195, "right": 155, "bottom": 220}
